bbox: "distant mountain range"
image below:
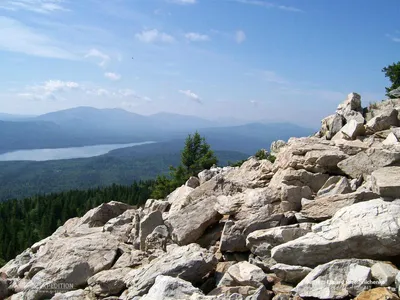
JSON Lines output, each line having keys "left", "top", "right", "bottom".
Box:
{"left": 0, "top": 107, "right": 316, "bottom": 154}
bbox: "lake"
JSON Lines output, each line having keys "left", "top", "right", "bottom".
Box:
{"left": 0, "top": 142, "right": 155, "bottom": 161}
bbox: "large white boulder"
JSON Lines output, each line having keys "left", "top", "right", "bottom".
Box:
{"left": 272, "top": 199, "right": 400, "bottom": 267}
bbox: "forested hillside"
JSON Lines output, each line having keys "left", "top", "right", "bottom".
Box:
{"left": 0, "top": 181, "right": 155, "bottom": 265}
{"left": 0, "top": 142, "right": 248, "bottom": 201}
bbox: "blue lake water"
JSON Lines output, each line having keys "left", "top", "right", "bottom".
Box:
{"left": 0, "top": 142, "right": 155, "bottom": 161}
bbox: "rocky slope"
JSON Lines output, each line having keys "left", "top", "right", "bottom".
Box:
{"left": 2, "top": 93, "right": 400, "bottom": 300}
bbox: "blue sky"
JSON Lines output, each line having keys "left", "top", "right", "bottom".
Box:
{"left": 0, "top": 0, "right": 399, "bottom": 126}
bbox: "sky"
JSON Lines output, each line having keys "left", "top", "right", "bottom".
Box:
{"left": 0, "top": 0, "right": 399, "bottom": 127}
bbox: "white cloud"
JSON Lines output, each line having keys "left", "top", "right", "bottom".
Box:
{"left": 18, "top": 80, "right": 80, "bottom": 100}
{"left": 386, "top": 33, "right": 400, "bottom": 43}
{"left": 235, "top": 30, "right": 246, "bottom": 44}
{"left": 18, "top": 80, "right": 152, "bottom": 104}
{"left": 185, "top": 32, "right": 210, "bottom": 42}
{"left": 179, "top": 89, "right": 202, "bottom": 103}
{"left": 135, "top": 29, "right": 175, "bottom": 43}
{"left": 0, "top": 0, "right": 68, "bottom": 14}
{"left": 233, "top": 0, "right": 303, "bottom": 12}
{"left": 85, "top": 48, "right": 110, "bottom": 67}
{"left": 104, "top": 72, "right": 121, "bottom": 81}
{"left": 0, "top": 16, "right": 75, "bottom": 59}
{"left": 168, "top": 0, "right": 197, "bottom": 4}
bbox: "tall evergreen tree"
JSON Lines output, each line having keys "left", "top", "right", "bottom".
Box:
{"left": 152, "top": 132, "right": 217, "bottom": 199}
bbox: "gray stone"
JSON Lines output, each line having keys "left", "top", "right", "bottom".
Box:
{"left": 301, "top": 190, "right": 378, "bottom": 221}
{"left": 112, "top": 250, "right": 148, "bottom": 269}
{"left": 317, "top": 176, "right": 352, "bottom": 198}
{"left": 293, "top": 259, "right": 374, "bottom": 299}
{"left": 270, "top": 263, "right": 311, "bottom": 284}
{"left": 371, "top": 262, "right": 399, "bottom": 286}
{"left": 272, "top": 199, "right": 400, "bottom": 267}
{"left": 218, "top": 262, "right": 268, "bottom": 288}
{"left": 139, "top": 211, "right": 164, "bottom": 250}
{"left": 341, "top": 119, "right": 365, "bottom": 140}
{"left": 144, "top": 225, "right": 169, "bottom": 252}
{"left": 246, "top": 223, "right": 313, "bottom": 257}
{"left": 273, "top": 137, "right": 348, "bottom": 174}
{"left": 336, "top": 93, "right": 362, "bottom": 114}
{"left": 103, "top": 209, "right": 137, "bottom": 242}
{"left": 80, "top": 201, "right": 133, "bottom": 227}
{"left": 366, "top": 109, "right": 399, "bottom": 134}
{"left": 371, "top": 166, "right": 400, "bottom": 198}
{"left": 186, "top": 176, "right": 200, "bottom": 189}
{"left": 23, "top": 231, "right": 120, "bottom": 300}
{"left": 167, "top": 185, "right": 195, "bottom": 215}
{"left": 124, "top": 243, "right": 217, "bottom": 297}
{"left": 140, "top": 275, "right": 204, "bottom": 300}
{"left": 338, "top": 147, "right": 400, "bottom": 179}
{"left": 143, "top": 199, "right": 169, "bottom": 214}
{"left": 50, "top": 289, "right": 95, "bottom": 300}
{"left": 87, "top": 268, "right": 131, "bottom": 297}
{"left": 167, "top": 195, "right": 221, "bottom": 245}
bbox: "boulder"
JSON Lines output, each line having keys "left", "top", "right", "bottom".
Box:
{"left": 22, "top": 231, "right": 120, "bottom": 300}
{"left": 139, "top": 211, "right": 164, "bottom": 250}
{"left": 270, "top": 140, "right": 287, "bottom": 156}
{"left": 270, "top": 264, "right": 311, "bottom": 284}
{"left": 124, "top": 243, "right": 217, "bottom": 297}
{"left": 87, "top": 267, "right": 131, "bottom": 297}
{"left": 293, "top": 259, "right": 375, "bottom": 299}
{"left": 268, "top": 168, "right": 329, "bottom": 211}
{"left": 336, "top": 93, "right": 362, "bottom": 115}
{"left": 338, "top": 148, "right": 400, "bottom": 179}
{"left": 354, "top": 287, "right": 400, "bottom": 300}
{"left": 272, "top": 199, "right": 400, "bottom": 267}
{"left": 396, "top": 272, "right": 400, "bottom": 295}
{"left": 112, "top": 250, "right": 148, "bottom": 269}
{"left": 225, "top": 157, "right": 274, "bottom": 188}
{"left": 273, "top": 137, "right": 348, "bottom": 174}
{"left": 186, "top": 176, "right": 200, "bottom": 189}
{"left": 246, "top": 223, "right": 313, "bottom": 257}
{"left": 341, "top": 119, "right": 365, "bottom": 140}
{"left": 365, "top": 109, "right": 399, "bottom": 134}
{"left": 370, "top": 262, "right": 399, "bottom": 286}
{"left": 198, "top": 166, "right": 236, "bottom": 185}
{"left": 371, "top": 167, "right": 400, "bottom": 198}
{"left": 218, "top": 262, "right": 268, "bottom": 288}
{"left": 333, "top": 139, "right": 369, "bottom": 155}
{"left": 167, "top": 185, "right": 195, "bottom": 215}
{"left": 0, "top": 249, "right": 33, "bottom": 278}
{"left": 143, "top": 199, "right": 169, "bottom": 214}
{"left": 51, "top": 289, "right": 96, "bottom": 300}
{"left": 216, "top": 187, "right": 284, "bottom": 252}
{"left": 80, "top": 201, "right": 133, "bottom": 227}
{"left": 145, "top": 225, "right": 169, "bottom": 252}
{"left": 316, "top": 176, "right": 352, "bottom": 198}
{"left": 167, "top": 195, "right": 221, "bottom": 245}
{"left": 103, "top": 209, "right": 138, "bottom": 242}
{"left": 300, "top": 190, "right": 378, "bottom": 221}
{"left": 141, "top": 275, "right": 204, "bottom": 300}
